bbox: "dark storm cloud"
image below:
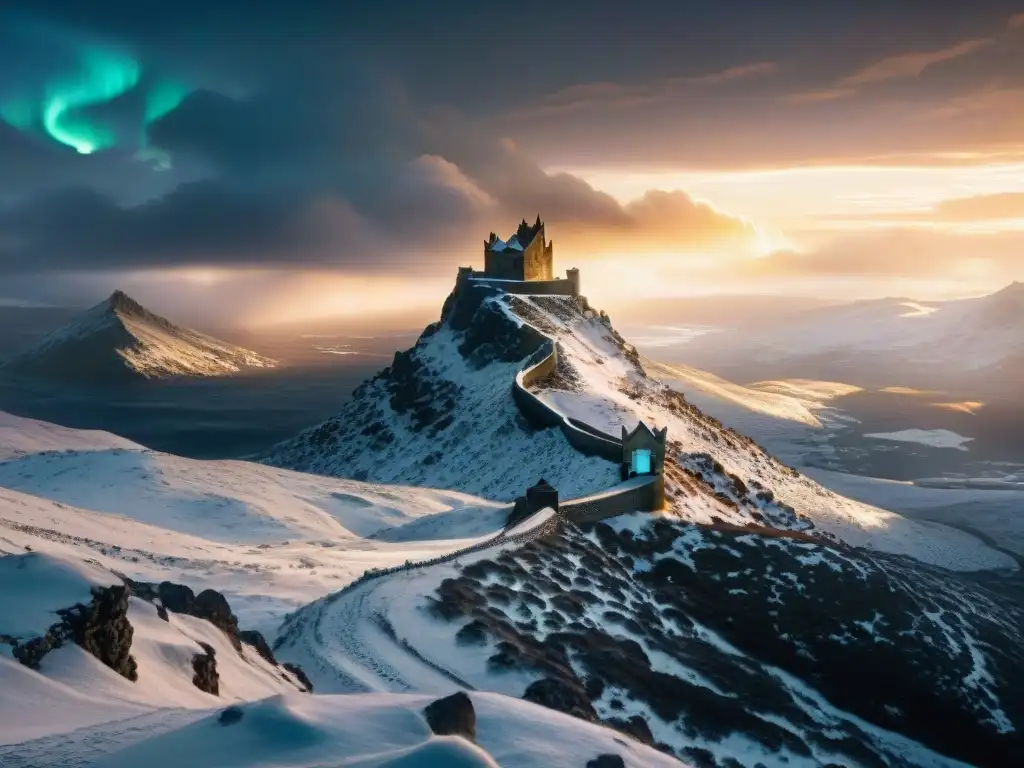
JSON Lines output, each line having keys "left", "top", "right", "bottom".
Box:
{"left": 1, "top": 0, "right": 1021, "bottom": 287}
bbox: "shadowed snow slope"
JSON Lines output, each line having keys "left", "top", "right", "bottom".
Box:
{"left": 1, "top": 290, "right": 277, "bottom": 381}
{"left": 85, "top": 692, "right": 683, "bottom": 768}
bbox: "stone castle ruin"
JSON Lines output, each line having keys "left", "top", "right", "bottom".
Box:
{"left": 458, "top": 216, "right": 580, "bottom": 297}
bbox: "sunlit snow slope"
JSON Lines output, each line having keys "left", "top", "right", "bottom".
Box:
{"left": 2, "top": 290, "right": 277, "bottom": 380}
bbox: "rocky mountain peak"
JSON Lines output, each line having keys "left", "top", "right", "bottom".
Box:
{"left": 105, "top": 290, "right": 147, "bottom": 317}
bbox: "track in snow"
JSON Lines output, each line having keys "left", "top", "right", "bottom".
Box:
{"left": 0, "top": 709, "right": 205, "bottom": 768}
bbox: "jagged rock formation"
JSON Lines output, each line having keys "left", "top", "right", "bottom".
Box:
{"left": 128, "top": 580, "right": 242, "bottom": 649}
{"left": 282, "top": 662, "right": 314, "bottom": 693}
{"left": 239, "top": 629, "right": 277, "bottom": 666}
{"left": 5, "top": 584, "right": 138, "bottom": 681}
{"left": 191, "top": 642, "right": 220, "bottom": 695}
{"left": 127, "top": 578, "right": 311, "bottom": 691}
{"left": 423, "top": 691, "right": 477, "bottom": 741}
{"left": 2, "top": 290, "right": 276, "bottom": 382}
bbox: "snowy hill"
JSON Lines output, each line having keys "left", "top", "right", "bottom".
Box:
{"left": 0, "top": 412, "right": 685, "bottom": 767}
{"left": 1, "top": 290, "right": 277, "bottom": 381}
{"left": 276, "top": 511, "right": 1024, "bottom": 767}
{"left": 0, "top": 410, "right": 510, "bottom": 631}
{"left": 679, "top": 283, "right": 1024, "bottom": 387}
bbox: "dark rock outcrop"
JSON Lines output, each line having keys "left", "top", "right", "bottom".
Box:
{"left": 423, "top": 691, "right": 476, "bottom": 741}
{"left": 239, "top": 629, "right": 277, "bottom": 666}
{"left": 192, "top": 642, "right": 219, "bottom": 695}
{"left": 9, "top": 584, "right": 137, "bottom": 682}
{"left": 604, "top": 715, "right": 654, "bottom": 746}
{"left": 128, "top": 580, "right": 241, "bottom": 650}
{"left": 218, "top": 706, "right": 244, "bottom": 726}
{"left": 130, "top": 578, "right": 314, "bottom": 695}
{"left": 522, "top": 677, "right": 598, "bottom": 722}
{"left": 458, "top": 299, "right": 547, "bottom": 369}
{"left": 65, "top": 584, "right": 138, "bottom": 681}
{"left": 283, "top": 662, "right": 313, "bottom": 692}
{"left": 586, "top": 756, "right": 625, "bottom": 768}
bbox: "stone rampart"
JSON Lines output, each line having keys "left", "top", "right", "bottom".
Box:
{"left": 559, "top": 474, "right": 665, "bottom": 525}
{"left": 467, "top": 276, "right": 578, "bottom": 297}
{"left": 512, "top": 343, "right": 627, "bottom": 463}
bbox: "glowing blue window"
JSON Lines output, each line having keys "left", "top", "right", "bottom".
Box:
{"left": 632, "top": 449, "right": 652, "bottom": 475}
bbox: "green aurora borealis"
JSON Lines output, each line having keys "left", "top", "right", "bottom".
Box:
{"left": 0, "top": 40, "right": 191, "bottom": 161}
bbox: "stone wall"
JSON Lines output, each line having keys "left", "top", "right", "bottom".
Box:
{"left": 560, "top": 474, "right": 665, "bottom": 525}
{"left": 560, "top": 418, "right": 622, "bottom": 462}
{"left": 509, "top": 312, "right": 665, "bottom": 516}
{"left": 512, "top": 344, "right": 563, "bottom": 429}
{"left": 468, "top": 276, "right": 578, "bottom": 297}
{"left": 513, "top": 343, "right": 625, "bottom": 463}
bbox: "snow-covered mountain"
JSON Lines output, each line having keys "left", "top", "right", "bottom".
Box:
{"left": 678, "top": 282, "right": 1024, "bottom": 389}
{"left": 264, "top": 280, "right": 1010, "bottom": 571}
{"left": 3, "top": 274, "right": 1023, "bottom": 767}
{"left": 1, "top": 290, "right": 277, "bottom": 382}
{"left": 277, "top": 510, "right": 1024, "bottom": 767}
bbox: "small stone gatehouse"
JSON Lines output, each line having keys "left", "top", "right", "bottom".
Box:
{"left": 621, "top": 421, "right": 667, "bottom": 481}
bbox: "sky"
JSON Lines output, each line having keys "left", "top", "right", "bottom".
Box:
{"left": 0, "top": 0, "right": 1023, "bottom": 327}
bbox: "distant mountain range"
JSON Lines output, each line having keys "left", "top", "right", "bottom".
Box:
{"left": 678, "top": 282, "right": 1024, "bottom": 394}
{"left": 1, "top": 291, "right": 277, "bottom": 382}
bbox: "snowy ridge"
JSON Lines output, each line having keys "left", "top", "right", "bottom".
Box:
{"left": 2, "top": 290, "right": 277, "bottom": 380}
{"left": 684, "top": 281, "right": 1024, "bottom": 372}
{"left": 264, "top": 284, "right": 1021, "bottom": 765}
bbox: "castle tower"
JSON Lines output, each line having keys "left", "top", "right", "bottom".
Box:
{"left": 483, "top": 216, "right": 552, "bottom": 281}
{"left": 566, "top": 268, "right": 580, "bottom": 297}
